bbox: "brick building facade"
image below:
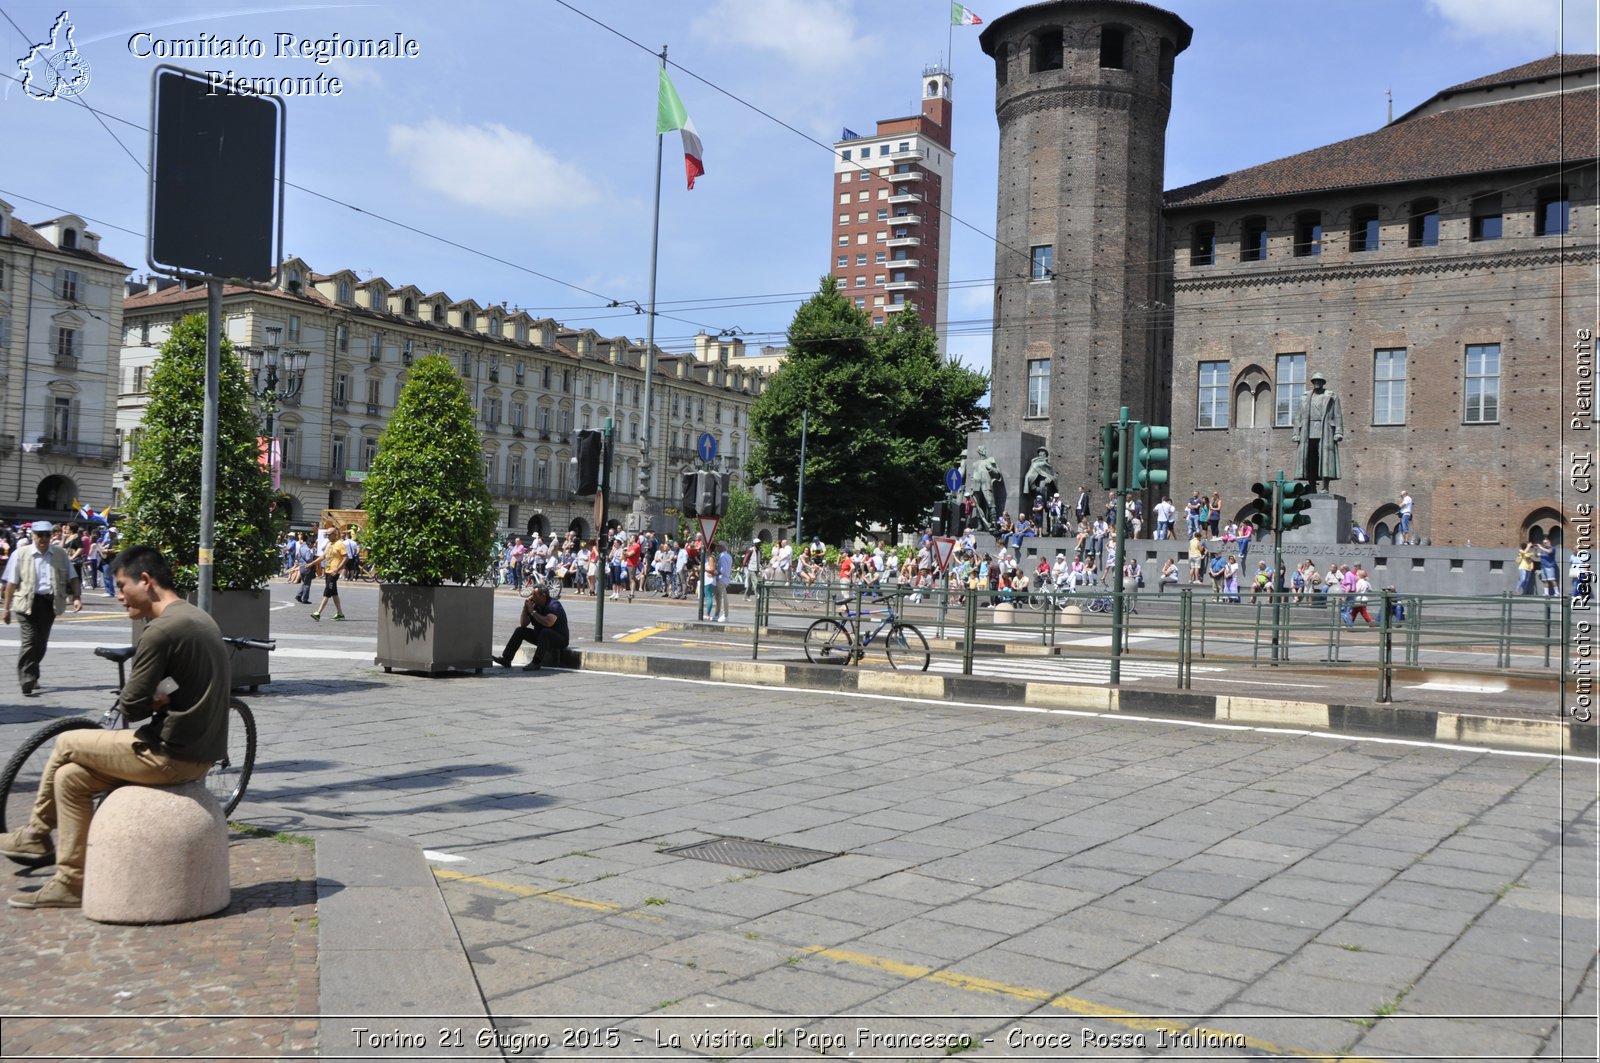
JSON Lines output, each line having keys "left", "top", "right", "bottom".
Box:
{"left": 978, "top": 0, "right": 1595, "bottom": 548}
{"left": 1166, "top": 55, "right": 1597, "bottom": 547}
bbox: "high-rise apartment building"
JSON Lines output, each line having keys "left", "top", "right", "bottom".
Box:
{"left": 829, "top": 66, "right": 955, "bottom": 346}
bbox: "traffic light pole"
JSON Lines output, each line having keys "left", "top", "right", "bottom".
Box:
{"left": 1110, "top": 408, "right": 1132, "bottom": 685}
{"left": 1270, "top": 471, "right": 1285, "bottom": 663}
{"left": 593, "top": 418, "right": 615, "bottom": 643}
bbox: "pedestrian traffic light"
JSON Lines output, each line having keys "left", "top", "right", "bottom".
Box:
{"left": 1279, "top": 480, "right": 1313, "bottom": 530}
{"left": 1248, "top": 481, "right": 1277, "bottom": 530}
{"left": 1099, "top": 423, "right": 1121, "bottom": 491}
{"left": 1132, "top": 424, "right": 1170, "bottom": 487}
{"left": 574, "top": 430, "right": 601, "bottom": 496}
{"left": 680, "top": 470, "right": 700, "bottom": 516}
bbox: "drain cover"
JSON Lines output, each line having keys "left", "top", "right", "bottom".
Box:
{"left": 662, "top": 836, "right": 837, "bottom": 873}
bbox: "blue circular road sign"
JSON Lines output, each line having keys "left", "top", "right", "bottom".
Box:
{"left": 945, "top": 467, "right": 964, "bottom": 493}
{"left": 697, "top": 432, "right": 718, "bottom": 464}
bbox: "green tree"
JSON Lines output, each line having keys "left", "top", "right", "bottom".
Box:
{"left": 123, "top": 313, "right": 279, "bottom": 594}
{"left": 719, "top": 483, "right": 758, "bottom": 548}
{"left": 747, "top": 278, "right": 987, "bottom": 542}
{"left": 361, "top": 353, "right": 496, "bottom": 585}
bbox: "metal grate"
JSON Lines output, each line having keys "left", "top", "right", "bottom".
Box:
{"left": 661, "top": 836, "right": 837, "bottom": 873}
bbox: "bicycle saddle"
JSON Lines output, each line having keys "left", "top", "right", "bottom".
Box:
{"left": 94, "top": 645, "right": 136, "bottom": 664}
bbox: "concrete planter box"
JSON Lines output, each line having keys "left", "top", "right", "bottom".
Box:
{"left": 375, "top": 584, "right": 494, "bottom": 675}
{"left": 130, "top": 589, "right": 271, "bottom": 691}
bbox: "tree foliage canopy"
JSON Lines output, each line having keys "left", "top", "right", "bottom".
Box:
{"left": 747, "top": 278, "right": 987, "bottom": 543}
{"left": 361, "top": 353, "right": 497, "bottom": 585}
{"left": 123, "top": 313, "right": 280, "bottom": 593}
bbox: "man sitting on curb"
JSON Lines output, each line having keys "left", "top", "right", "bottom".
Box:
{"left": 0, "top": 546, "right": 231, "bottom": 909}
{"left": 494, "top": 585, "right": 569, "bottom": 672}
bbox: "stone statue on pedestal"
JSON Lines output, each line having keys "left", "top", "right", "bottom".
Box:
{"left": 1293, "top": 371, "right": 1344, "bottom": 492}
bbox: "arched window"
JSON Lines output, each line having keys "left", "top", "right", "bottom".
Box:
{"left": 1232, "top": 366, "right": 1271, "bottom": 428}
{"left": 1350, "top": 205, "right": 1380, "bottom": 253}
{"left": 61, "top": 228, "right": 77, "bottom": 250}
{"left": 1294, "top": 211, "right": 1322, "bottom": 257}
{"left": 1470, "top": 192, "right": 1502, "bottom": 241}
{"left": 1369, "top": 503, "right": 1401, "bottom": 545}
{"left": 1536, "top": 184, "right": 1570, "bottom": 236}
{"left": 1408, "top": 197, "right": 1440, "bottom": 247}
{"left": 1031, "top": 28, "right": 1063, "bottom": 72}
{"left": 1523, "top": 508, "right": 1564, "bottom": 548}
{"left": 1099, "top": 26, "right": 1126, "bottom": 69}
{"left": 1239, "top": 216, "right": 1267, "bottom": 262}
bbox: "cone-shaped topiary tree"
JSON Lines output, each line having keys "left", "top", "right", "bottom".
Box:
{"left": 362, "top": 352, "right": 496, "bottom": 585}
{"left": 123, "top": 313, "right": 280, "bottom": 594}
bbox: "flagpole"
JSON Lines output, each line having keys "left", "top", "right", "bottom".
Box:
{"left": 636, "top": 44, "right": 667, "bottom": 531}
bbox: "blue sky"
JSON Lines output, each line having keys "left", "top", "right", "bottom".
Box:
{"left": 2, "top": 0, "right": 1594, "bottom": 375}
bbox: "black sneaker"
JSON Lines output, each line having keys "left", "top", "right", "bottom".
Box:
{"left": 522, "top": 659, "right": 542, "bottom": 672}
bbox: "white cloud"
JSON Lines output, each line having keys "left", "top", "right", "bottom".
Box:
{"left": 1426, "top": 0, "right": 1563, "bottom": 42}
{"left": 386, "top": 120, "right": 599, "bottom": 216}
{"left": 692, "top": 0, "right": 878, "bottom": 72}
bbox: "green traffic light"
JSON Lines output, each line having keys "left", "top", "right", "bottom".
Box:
{"left": 1099, "top": 422, "right": 1120, "bottom": 490}
{"left": 1133, "top": 424, "right": 1171, "bottom": 487}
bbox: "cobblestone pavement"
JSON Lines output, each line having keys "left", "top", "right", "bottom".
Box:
{"left": 0, "top": 829, "right": 319, "bottom": 1058}
{"left": 0, "top": 583, "right": 1593, "bottom": 1061}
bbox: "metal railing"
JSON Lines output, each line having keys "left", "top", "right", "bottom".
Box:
{"left": 748, "top": 577, "right": 1574, "bottom": 710}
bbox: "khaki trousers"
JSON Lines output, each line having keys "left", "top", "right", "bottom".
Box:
{"left": 28, "top": 729, "right": 211, "bottom": 889}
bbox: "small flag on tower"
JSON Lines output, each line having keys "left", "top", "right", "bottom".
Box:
{"left": 951, "top": 2, "right": 982, "bottom": 26}
{"left": 657, "top": 67, "right": 704, "bottom": 190}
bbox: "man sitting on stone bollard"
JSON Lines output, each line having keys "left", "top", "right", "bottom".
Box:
{"left": 0, "top": 546, "right": 231, "bottom": 910}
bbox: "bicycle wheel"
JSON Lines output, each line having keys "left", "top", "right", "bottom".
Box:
{"left": 0, "top": 718, "right": 99, "bottom": 865}
{"left": 803, "top": 619, "right": 853, "bottom": 665}
{"left": 206, "top": 698, "right": 257, "bottom": 818}
{"left": 545, "top": 576, "right": 564, "bottom": 600}
{"left": 793, "top": 586, "right": 822, "bottom": 611}
{"left": 885, "top": 623, "right": 930, "bottom": 672}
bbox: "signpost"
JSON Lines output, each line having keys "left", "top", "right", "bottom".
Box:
{"left": 147, "top": 66, "right": 285, "bottom": 614}
{"left": 696, "top": 432, "right": 718, "bottom": 465}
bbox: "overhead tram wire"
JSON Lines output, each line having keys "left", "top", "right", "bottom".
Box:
{"left": 546, "top": 0, "right": 1051, "bottom": 285}
{"left": 4, "top": 48, "right": 1581, "bottom": 349}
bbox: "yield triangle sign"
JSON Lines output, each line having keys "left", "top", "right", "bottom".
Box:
{"left": 932, "top": 536, "right": 957, "bottom": 571}
{"left": 697, "top": 515, "right": 721, "bottom": 549}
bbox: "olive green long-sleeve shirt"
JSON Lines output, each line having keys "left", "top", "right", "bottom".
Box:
{"left": 122, "top": 600, "right": 232, "bottom": 764}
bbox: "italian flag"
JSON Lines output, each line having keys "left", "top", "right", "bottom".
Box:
{"left": 657, "top": 67, "right": 704, "bottom": 190}
{"left": 951, "top": 2, "right": 982, "bottom": 26}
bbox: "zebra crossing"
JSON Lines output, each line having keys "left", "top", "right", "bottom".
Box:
{"left": 926, "top": 653, "right": 1221, "bottom": 685}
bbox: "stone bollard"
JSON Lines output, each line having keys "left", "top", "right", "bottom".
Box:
{"left": 83, "top": 779, "right": 230, "bottom": 924}
{"left": 1059, "top": 604, "right": 1083, "bottom": 627}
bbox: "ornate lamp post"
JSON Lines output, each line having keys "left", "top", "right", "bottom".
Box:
{"left": 243, "top": 325, "right": 309, "bottom": 438}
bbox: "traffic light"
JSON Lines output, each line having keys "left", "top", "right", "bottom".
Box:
{"left": 680, "top": 470, "right": 700, "bottom": 516}
{"left": 696, "top": 471, "right": 729, "bottom": 517}
{"left": 1248, "top": 481, "right": 1277, "bottom": 530}
{"left": 574, "top": 430, "right": 601, "bottom": 496}
{"left": 1099, "top": 423, "right": 1121, "bottom": 491}
{"left": 1279, "top": 480, "right": 1313, "bottom": 530}
{"left": 1132, "top": 424, "right": 1170, "bottom": 487}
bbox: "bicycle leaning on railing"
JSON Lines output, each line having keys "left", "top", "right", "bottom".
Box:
{"left": 0, "top": 635, "right": 273, "bottom": 866}
{"left": 803, "top": 590, "right": 929, "bottom": 671}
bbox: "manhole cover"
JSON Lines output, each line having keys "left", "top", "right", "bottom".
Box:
{"left": 661, "top": 836, "right": 837, "bottom": 873}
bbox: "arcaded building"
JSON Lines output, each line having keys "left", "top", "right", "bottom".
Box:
{"left": 1165, "top": 55, "right": 1597, "bottom": 546}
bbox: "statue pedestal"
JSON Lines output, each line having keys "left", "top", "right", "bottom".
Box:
{"left": 1282, "top": 493, "right": 1353, "bottom": 545}
{"left": 965, "top": 430, "right": 1046, "bottom": 526}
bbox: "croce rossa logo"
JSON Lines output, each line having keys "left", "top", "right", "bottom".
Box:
{"left": 18, "top": 10, "right": 91, "bottom": 100}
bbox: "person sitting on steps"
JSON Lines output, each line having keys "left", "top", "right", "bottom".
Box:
{"left": 494, "top": 585, "right": 569, "bottom": 672}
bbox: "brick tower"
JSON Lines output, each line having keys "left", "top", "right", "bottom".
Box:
{"left": 980, "top": 1, "right": 1191, "bottom": 493}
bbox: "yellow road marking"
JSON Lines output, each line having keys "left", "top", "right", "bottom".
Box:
{"left": 430, "top": 869, "right": 1383, "bottom": 1061}
{"left": 617, "top": 623, "right": 670, "bottom": 643}
{"left": 432, "top": 868, "right": 620, "bottom": 912}
{"left": 804, "top": 946, "right": 1385, "bottom": 1062}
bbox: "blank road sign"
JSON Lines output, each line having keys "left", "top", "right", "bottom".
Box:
{"left": 149, "top": 67, "right": 282, "bottom": 280}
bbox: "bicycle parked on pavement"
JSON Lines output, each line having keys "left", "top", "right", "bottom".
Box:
{"left": 803, "top": 590, "right": 929, "bottom": 671}
{"left": 0, "top": 636, "right": 273, "bottom": 865}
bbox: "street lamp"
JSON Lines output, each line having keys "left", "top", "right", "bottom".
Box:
{"left": 243, "top": 326, "right": 309, "bottom": 438}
